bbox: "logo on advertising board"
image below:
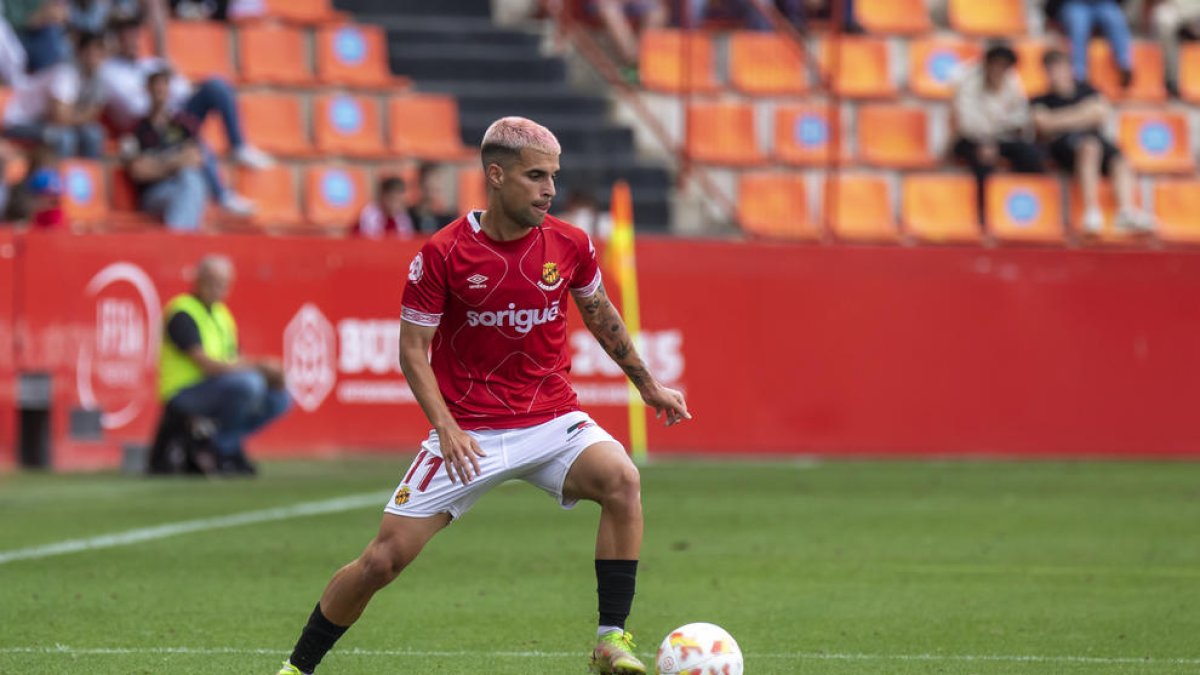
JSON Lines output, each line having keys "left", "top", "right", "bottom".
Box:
{"left": 76, "top": 262, "right": 162, "bottom": 429}
{"left": 283, "top": 304, "right": 337, "bottom": 412}
{"left": 569, "top": 329, "right": 686, "bottom": 405}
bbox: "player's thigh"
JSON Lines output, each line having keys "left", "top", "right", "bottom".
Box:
{"left": 560, "top": 439, "right": 640, "bottom": 504}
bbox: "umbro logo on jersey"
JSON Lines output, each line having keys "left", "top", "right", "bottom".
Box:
{"left": 467, "top": 274, "right": 489, "bottom": 289}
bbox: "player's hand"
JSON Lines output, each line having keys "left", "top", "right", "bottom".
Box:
{"left": 435, "top": 424, "right": 486, "bottom": 484}
{"left": 977, "top": 142, "right": 1000, "bottom": 165}
{"left": 640, "top": 383, "right": 692, "bottom": 427}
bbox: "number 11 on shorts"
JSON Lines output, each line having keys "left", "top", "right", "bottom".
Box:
{"left": 402, "top": 450, "right": 445, "bottom": 492}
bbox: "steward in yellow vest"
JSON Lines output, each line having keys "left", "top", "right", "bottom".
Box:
{"left": 157, "top": 255, "right": 290, "bottom": 475}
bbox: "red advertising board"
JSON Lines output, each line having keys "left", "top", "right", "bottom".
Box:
{"left": 0, "top": 230, "right": 15, "bottom": 467}
{"left": 7, "top": 231, "right": 1200, "bottom": 469}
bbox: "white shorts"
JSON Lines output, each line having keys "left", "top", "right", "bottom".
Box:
{"left": 383, "top": 411, "right": 620, "bottom": 520}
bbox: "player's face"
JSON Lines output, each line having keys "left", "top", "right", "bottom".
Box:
{"left": 500, "top": 148, "right": 559, "bottom": 229}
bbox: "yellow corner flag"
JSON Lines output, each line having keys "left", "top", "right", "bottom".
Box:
{"left": 609, "top": 181, "right": 648, "bottom": 464}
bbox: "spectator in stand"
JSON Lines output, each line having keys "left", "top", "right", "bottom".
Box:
{"left": 99, "top": 14, "right": 269, "bottom": 215}
{"left": 23, "top": 165, "right": 65, "bottom": 228}
{"left": 593, "top": 0, "right": 667, "bottom": 83}
{"left": 121, "top": 68, "right": 207, "bottom": 230}
{"left": 1152, "top": 0, "right": 1200, "bottom": 96}
{"left": 1045, "top": 0, "right": 1134, "bottom": 87}
{"left": 3, "top": 0, "right": 69, "bottom": 73}
{"left": 2, "top": 30, "right": 107, "bottom": 158}
{"left": 158, "top": 254, "right": 290, "bottom": 476}
{"left": 350, "top": 175, "right": 422, "bottom": 239}
{"left": 686, "top": 0, "right": 861, "bottom": 33}
{"left": 410, "top": 162, "right": 457, "bottom": 232}
{"left": 70, "top": 0, "right": 166, "bottom": 53}
{"left": 1032, "top": 49, "right": 1154, "bottom": 234}
{"left": 560, "top": 188, "right": 612, "bottom": 240}
{"left": 0, "top": 14, "right": 28, "bottom": 84}
{"left": 3, "top": 141, "right": 54, "bottom": 221}
{"left": 952, "top": 43, "right": 1045, "bottom": 223}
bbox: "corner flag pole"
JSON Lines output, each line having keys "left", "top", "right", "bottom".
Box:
{"left": 609, "top": 181, "right": 648, "bottom": 465}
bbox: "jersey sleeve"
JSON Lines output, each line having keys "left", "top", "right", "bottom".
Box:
{"left": 400, "top": 241, "right": 448, "bottom": 327}
{"left": 569, "top": 232, "right": 602, "bottom": 298}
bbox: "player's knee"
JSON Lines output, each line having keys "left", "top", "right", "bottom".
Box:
{"left": 358, "top": 543, "right": 412, "bottom": 589}
{"left": 1078, "top": 137, "right": 1102, "bottom": 159}
{"left": 603, "top": 463, "right": 642, "bottom": 509}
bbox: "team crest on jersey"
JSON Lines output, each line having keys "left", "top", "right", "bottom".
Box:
{"left": 393, "top": 486, "right": 411, "bottom": 506}
{"left": 538, "top": 262, "right": 563, "bottom": 291}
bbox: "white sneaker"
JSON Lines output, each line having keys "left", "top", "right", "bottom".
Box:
{"left": 1114, "top": 209, "right": 1156, "bottom": 233}
{"left": 1081, "top": 207, "right": 1104, "bottom": 235}
{"left": 233, "top": 145, "right": 275, "bottom": 170}
{"left": 221, "top": 192, "right": 257, "bottom": 216}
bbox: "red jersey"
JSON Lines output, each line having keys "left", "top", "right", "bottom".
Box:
{"left": 401, "top": 210, "right": 602, "bottom": 430}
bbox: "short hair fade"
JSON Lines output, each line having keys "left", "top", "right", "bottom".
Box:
{"left": 480, "top": 116, "right": 561, "bottom": 169}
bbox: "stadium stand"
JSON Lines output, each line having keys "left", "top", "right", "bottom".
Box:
{"left": 237, "top": 23, "right": 314, "bottom": 86}
{"left": 901, "top": 173, "right": 982, "bottom": 244}
{"left": 737, "top": 172, "right": 816, "bottom": 240}
{"left": 729, "top": 32, "right": 808, "bottom": 96}
{"left": 985, "top": 174, "right": 1065, "bottom": 244}
{"left": 825, "top": 173, "right": 899, "bottom": 242}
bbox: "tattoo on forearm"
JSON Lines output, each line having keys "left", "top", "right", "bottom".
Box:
{"left": 578, "top": 285, "right": 651, "bottom": 389}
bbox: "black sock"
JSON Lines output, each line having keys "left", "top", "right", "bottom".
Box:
{"left": 595, "top": 559, "right": 639, "bottom": 629}
{"left": 288, "top": 603, "right": 349, "bottom": 673}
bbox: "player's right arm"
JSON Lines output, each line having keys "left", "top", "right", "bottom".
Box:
{"left": 398, "top": 321, "right": 485, "bottom": 485}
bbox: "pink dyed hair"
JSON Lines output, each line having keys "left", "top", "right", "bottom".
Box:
{"left": 480, "top": 116, "right": 561, "bottom": 168}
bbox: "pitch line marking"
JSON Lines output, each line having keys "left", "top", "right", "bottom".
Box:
{"left": 1, "top": 646, "right": 1198, "bottom": 666}
{"left": 0, "top": 492, "right": 382, "bottom": 566}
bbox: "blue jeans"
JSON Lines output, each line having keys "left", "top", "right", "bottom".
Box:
{"left": 169, "top": 370, "right": 291, "bottom": 457}
{"left": 4, "top": 122, "right": 104, "bottom": 158}
{"left": 18, "top": 25, "right": 69, "bottom": 73}
{"left": 1060, "top": 0, "right": 1133, "bottom": 81}
{"left": 183, "top": 79, "right": 244, "bottom": 202}
{"left": 141, "top": 167, "right": 207, "bottom": 230}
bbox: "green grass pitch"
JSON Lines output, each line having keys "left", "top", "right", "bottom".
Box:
{"left": 1, "top": 457, "right": 1198, "bottom": 674}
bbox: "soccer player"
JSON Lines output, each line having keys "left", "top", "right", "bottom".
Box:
{"left": 276, "top": 117, "right": 691, "bottom": 675}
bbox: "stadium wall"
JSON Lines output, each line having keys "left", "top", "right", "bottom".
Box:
{"left": 0, "top": 231, "right": 14, "bottom": 467}
{"left": 2, "top": 231, "right": 1200, "bottom": 469}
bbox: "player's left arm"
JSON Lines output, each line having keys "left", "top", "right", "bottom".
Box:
{"left": 573, "top": 284, "right": 692, "bottom": 426}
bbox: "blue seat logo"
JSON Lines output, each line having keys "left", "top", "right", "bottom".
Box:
{"left": 1005, "top": 190, "right": 1040, "bottom": 226}
{"left": 334, "top": 27, "right": 366, "bottom": 65}
{"left": 330, "top": 96, "right": 363, "bottom": 134}
{"left": 66, "top": 168, "right": 92, "bottom": 203}
{"left": 928, "top": 50, "right": 958, "bottom": 84}
{"left": 795, "top": 114, "right": 828, "bottom": 148}
{"left": 1139, "top": 121, "right": 1172, "bottom": 156}
{"left": 322, "top": 170, "right": 354, "bottom": 208}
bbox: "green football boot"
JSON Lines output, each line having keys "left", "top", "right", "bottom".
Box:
{"left": 275, "top": 662, "right": 306, "bottom": 675}
{"left": 589, "top": 630, "right": 647, "bottom": 674}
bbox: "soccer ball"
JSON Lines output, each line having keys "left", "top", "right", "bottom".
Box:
{"left": 654, "top": 622, "right": 743, "bottom": 674}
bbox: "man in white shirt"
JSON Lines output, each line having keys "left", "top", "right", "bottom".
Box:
{"left": 2, "top": 29, "right": 106, "bottom": 157}
{"left": 98, "top": 14, "right": 270, "bottom": 215}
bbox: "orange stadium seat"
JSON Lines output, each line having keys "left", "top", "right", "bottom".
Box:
{"left": 1088, "top": 40, "right": 1166, "bottom": 102}
{"left": 1179, "top": 43, "right": 1200, "bottom": 102}
{"left": 639, "top": 30, "right": 720, "bottom": 93}
{"left": 314, "top": 93, "right": 386, "bottom": 158}
{"left": 1118, "top": 110, "right": 1194, "bottom": 174}
{"left": 948, "top": 0, "right": 1026, "bottom": 36}
{"left": 457, "top": 167, "right": 486, "bottom": 214}
{"left": 818, "top": 36, "right": 895, "bottom": 98}
{"left": 908, "top": 35, "right": 982, "bottom": 99}
{"left": 985, "top": 174, "right": 1064, "bottom": 243}
{"left": 1014, "top": 39, "right": 1054, "bottom": 97}
{"left": 316, "top": 23, "right": 393, "bottom": 88}
{"left": 1066, "top": 181, "right": 1146, "bottom": 243}
{"left": 159, "top": 22, "right": 235, "bottom": 81}
{"left": 773, "top": 104, "right": 843, "bottom": 165}
{"left": 304, "top": 165, "right": 368, "bottom": 227}
{"left": 737, "top": 172, "right": 818, "bottom": 240}
{"left": 241, "top": 91, "right": 313, "bottom": 157}
{"left": 686, "top": 102, "right": 764, "bottom": 166}
{"left": 901, "top": 174, "right": 981, "bottom": 243}
{"left": 825, "top": 174, "right": 897, "bottom": 242}
{"left": 388, "top": 94, "right": 468, "bottom": 160}
{"left": 1153, "top": 179, "right": 1200, "bottom": 243}
{"left": 235, "top": 165, "right": 302, "bottom": 227}
{"left": 258, "top": 0, "right": 346, "bottom": 25}
{"left": 856, "top": 104, "right": 934, "bottom": 169}
{"left": 60, "top": 161, "right": 107, "bottom": 224}
{"left": 109, "top": 167, "right": 137, "bottom": 212}
{"left": 238, "top": 22, "right": 313, "bottom": 86}
{"left": 854, "top": 0, "right": 932, "bottom": 34}
{"left": 729, "top": 32, "right": 807, "bottom": 96}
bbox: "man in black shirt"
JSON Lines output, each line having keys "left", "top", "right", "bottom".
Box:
{"left": 1030, "top": 49, "right": 1155, "bottom": 235}
{"left": 120, "top": 67, "right": 206, "bottom": 230}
